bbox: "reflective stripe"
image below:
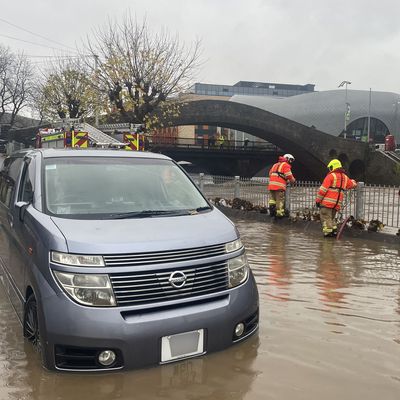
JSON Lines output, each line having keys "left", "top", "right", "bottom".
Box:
{"left": 271, "top": 172, "right": 286, "bottom": 179}
{"left": 270, "top": 181, "right": 286, "bottom": 189}
{"left": 72, "top": 132, "right": 88, "bottom": 148}
{"left": 323, "top": 197, "right": 340, "bottom": 204}
{"left": 124, "top": 133, "right": 138, "bottom": 150}
{"left": 41, "top": 133, "right": 64, "bottom": 142}
{"left": 332, "top": 173, "right": 337, "bottom": 188}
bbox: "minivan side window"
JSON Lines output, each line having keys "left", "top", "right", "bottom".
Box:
{"left": 18, "top": 162, "right": 34, "bottom": 203}
{"left": 0, "top": 157, "right": 11, "bottom": 204}
{"left": 0, "top": 157, "right": 24, "bottom": 208}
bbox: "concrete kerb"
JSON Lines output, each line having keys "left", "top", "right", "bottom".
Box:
{"left": 216, "top": 206, "right": 400, "bottom": 247}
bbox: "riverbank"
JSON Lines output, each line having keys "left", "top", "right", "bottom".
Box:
{"left": 217, "top": 205, "right": 400, "bottom": 246}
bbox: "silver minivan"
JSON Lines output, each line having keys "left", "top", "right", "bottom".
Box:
{"left": 0, "top": 149, "right": 259, "bottom": 371}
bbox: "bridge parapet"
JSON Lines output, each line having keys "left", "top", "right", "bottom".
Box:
{"left": 162, "top": 98, "right": 378, "bottom": 182}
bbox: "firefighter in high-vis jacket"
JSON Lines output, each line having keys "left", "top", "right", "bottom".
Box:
{"left": 268, "top": 154, "right": 296, "bottom": 217}
{"left": 315, "top": 159, "right": 357, "bottom": 237}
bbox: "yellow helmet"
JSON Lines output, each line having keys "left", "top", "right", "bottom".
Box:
{"left": 327, "top": 159, "right": 342, "bottom": 171}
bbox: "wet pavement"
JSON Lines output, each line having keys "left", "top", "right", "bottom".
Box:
{"left": 0, "top": 217, "right": 399, "bottom": 400}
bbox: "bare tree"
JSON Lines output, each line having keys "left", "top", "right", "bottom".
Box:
{"left": 82, "top": 16, "right": 201, "bottom": 129}
{"left": 7, "top": 53, "right": 35, "bottom": 127}
{"left": 0, "top": 45, "right": 35, "bottom": 130}
{"left": 37, "top": 57, "right": 97, "bottom": 122}
{"left": 0, "top": 45, "right": 13, "bottom": 124}
{"left": 29, "top": 82, "right": 45, "bottom": 125}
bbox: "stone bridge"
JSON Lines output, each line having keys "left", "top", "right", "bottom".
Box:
{"left": 163, "top": 98, "right": 399, "bottom": 184}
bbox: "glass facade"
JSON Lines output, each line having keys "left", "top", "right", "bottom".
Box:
{"left": 344, "top": 117, "right": 389, "bottom": 144}
{"left": 189, "top": 81, "right": 315, "bottom": 98}
{"left": 189, "top": 80, "right": 315, "bottom": 147}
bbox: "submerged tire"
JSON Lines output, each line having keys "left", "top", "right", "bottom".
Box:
{"left": 23, "top": 294, "right": 42, "bottom": 353}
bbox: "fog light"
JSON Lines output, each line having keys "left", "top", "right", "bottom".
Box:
{"left": 98, "top": 350, "right": 116, "bottom": 366}
{"left": 234, "top": 323, "right": 245, "bottom": 337}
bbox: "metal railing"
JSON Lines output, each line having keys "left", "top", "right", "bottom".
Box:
{"left": 191, "top": 174, "right": 400, "bottom": 232}
{"left": 151, "top": 137, "right": 280, "bottom": 152}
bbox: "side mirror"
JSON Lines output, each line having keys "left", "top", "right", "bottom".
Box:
{"left": 15, "top": 201, "right": 29, "bottom": 221}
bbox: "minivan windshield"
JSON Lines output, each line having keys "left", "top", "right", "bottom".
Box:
{"left": 43, "top": 157, "right": 210, "bottom": 218}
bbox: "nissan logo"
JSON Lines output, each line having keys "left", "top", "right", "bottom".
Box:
{"left": 168, "top": 271, "right": 187, "bottom": 288}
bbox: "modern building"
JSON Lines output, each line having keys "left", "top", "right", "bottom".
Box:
{"left": 166, "top": 81, "right": 398, "bottom": 148}
{"left": 231, "top": 89, "right": 399, "bottom": 144}
{"left": 189, "top": 81, "right": 315, "bottom": 98}
{"left": 184, "top": 81, "right": 315, "bottom": 145}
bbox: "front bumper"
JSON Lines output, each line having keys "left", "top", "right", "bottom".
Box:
{"left": 40, "top": 272, "right": 259, "bottom": 371}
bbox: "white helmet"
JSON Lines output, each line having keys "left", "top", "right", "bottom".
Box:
{"left": 283, "top": 153, "right": 295, "bottom": 163}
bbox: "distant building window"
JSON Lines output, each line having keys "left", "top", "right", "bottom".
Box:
{"left": 345, "top": 117, "right": 389, "bottom": 143}
{"left": 269, "top": 85, "right": 275, "bottom": 89}
{"left": 222, "top": 88, "right": 229, "bottom": 92}
{"left": 273, "top": 90, "right": 278, "bottom": 96}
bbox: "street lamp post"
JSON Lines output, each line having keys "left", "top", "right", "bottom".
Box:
{"left": 338, "top": 80, "right": 352, "bottom": 139}
{"left": 393, "top": 100, "right": 400, "bottom": 139}
{"left": 367, "top": 88, "right": 371, "bottom": 143}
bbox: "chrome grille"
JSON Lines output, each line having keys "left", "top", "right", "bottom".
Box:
{"left": 103, "top": 244, "right": 226, "bottom": 267}
{"left": 109, "top": 261, "right": 228, "bottom": 306}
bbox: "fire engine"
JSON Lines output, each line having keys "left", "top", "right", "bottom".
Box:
{"left": 35, "top": 122, "right": 146, "bottom": 151}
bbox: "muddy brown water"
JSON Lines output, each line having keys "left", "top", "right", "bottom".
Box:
{"left": 0, "top": 218, "right": 399, "bottom": 400}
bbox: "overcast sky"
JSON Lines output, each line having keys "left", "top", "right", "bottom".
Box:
{"left": 1, "top": 0, "right": 400, "bottom": 92}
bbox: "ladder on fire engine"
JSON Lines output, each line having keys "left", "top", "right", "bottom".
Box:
{"left": 81, "top": 122, "right": 124, "bottom": 145}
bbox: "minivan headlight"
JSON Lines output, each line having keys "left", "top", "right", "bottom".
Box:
{"left": 228, "top": 254, "right": 249, "bottom": 288}
{"left": 225, "top": 239, "right": 243, "bottom": 253}
{"left": 53, "top": 271, "right": 116, "bottom": 306}
{"left": 51, "top": 251, "right": 105, "bottom": 267}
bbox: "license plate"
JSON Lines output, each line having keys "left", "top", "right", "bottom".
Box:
{"left": 161, "top": 329, "right": 204, "bottom": 363}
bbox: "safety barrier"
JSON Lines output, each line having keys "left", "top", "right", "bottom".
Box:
{"left": 191, "top": 174, "right": 400, "bottom": 232}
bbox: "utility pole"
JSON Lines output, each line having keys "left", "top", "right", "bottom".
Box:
{"left": 338, "top": 80, "right": 351, "bottom": 139}
{"left": 94, "top": 54, "right": 99, "bottom": 127}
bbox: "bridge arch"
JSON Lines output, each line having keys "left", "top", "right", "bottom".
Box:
{"left": 164, "top": 99, "right": 369, "bottom": 180}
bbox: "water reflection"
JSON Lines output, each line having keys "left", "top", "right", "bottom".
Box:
{"left": 1, "top": 218, "right": 400, "bottom": 399}
{"left": 316, "top": 240, "right": 348, "bottom": 307}
{"left": 7, "top": 335, "right": 260, "bottom": 400}
{"left": 266, "top": 231, "right": 292, "bottom": 302}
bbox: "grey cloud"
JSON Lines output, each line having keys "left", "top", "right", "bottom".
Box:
{"left": 0, "top": 0, "right": 399, "bottom": 92}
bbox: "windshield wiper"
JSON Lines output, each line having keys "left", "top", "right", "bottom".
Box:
{"left": 186, "top": 206, "right": 212, "bottom": 215}
{"left": 106, "top": 210, "right": 190, "bottom": 219}
{"left": 196, "top": 206, "right": 212, "bottom": 212}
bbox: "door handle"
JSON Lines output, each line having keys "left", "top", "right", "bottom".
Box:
{"left": 7, "top": 214, "right": 13, "bottom": 228}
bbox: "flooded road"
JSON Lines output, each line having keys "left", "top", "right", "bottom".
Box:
{"left": 0, "top": 218, "right": 399, "bottom": 400}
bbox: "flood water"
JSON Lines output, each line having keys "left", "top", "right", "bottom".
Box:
{"left": 0, "top": 218, "right": 399, "bottom": 400}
